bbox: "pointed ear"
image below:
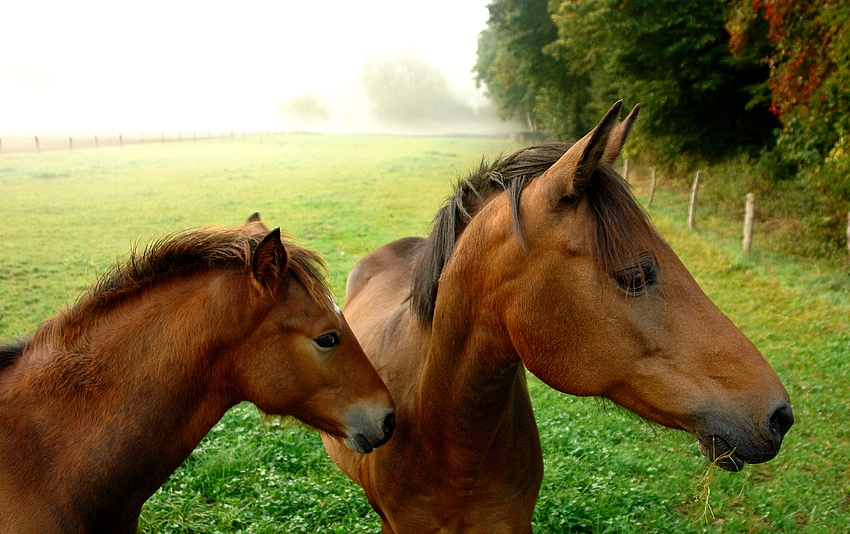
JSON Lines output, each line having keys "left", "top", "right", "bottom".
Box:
{"left": 536, "top": 100, "right": 623, "bottom": 208}
{"left": 244, "top": 211, "right": 270, "bottom": 237}
{"left": 601, "top": 104, "right": 640, "bottom": 164}
{"left": 252, "top": 228, "right": 289, "bottom": 291}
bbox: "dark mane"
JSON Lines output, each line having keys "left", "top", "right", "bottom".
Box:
{"left": 0, "top": 340, "right": 25, "bottom": 369}
{"left": 45, "top": 226, "right": 330, "bottom": 346}
{"left": 410, "top": 142, "right": 660, "bottom": 323}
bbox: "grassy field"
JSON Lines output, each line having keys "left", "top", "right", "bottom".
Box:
{"left": 1, "top": 135, "right": 847, "bottom": 532}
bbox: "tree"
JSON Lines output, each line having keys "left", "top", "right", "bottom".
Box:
{"left": 726, "top": 0, "right": 850, "bottom": 244}
{"left": 475, "top": 0, "right": 780, "bottom": 160}
{"left": 727, "top": 0, "right": 850, "bottom": 168}
{"left": 474, "top": 0, "right": 592, "bottom": 138}
{"left": 278, "top": 93, "right": 331, "bottom": 129}
{"left": 359, "top": 49, "right": 474, "bottom": 124}
{"left": 548, "top": 0, "right": 779, "bottom": 160}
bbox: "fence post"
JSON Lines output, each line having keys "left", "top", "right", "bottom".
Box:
{"left": 120, "top": 134, "right": 123, "bottom": 148}
{"left": 95, "top": 134, "right": 99, "bottom": 149}
{"left": 687, "top": 170, "right": 701, "bottom": 230}
{"left": 743, "top": 193, "right": 755, "bottom": 253}
{"left": 35, "top": 136, "right": 40, "bottom": 153}
{"left": 69, "top": 137, "right": 73, "bottom": 151}
{"left": 178, "top": 132, "right": 182, "bottom": 143}
{"left": 623, "top": 159, "right": 630, "bottom": 182}
{"left": 647, "top": 166, "right": 657, "bottom": 208}
{"left": 161, "top": 133, "right": 165, "bottom": 143}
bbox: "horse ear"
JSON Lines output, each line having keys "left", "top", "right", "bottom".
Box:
{"left": 535, "top": 100, "right": 623, "bottom": 208}
{"left": 246, "top": 212, "right": 262, "bottom": 223}
{"left": 252, "top": 228, "right": 289, "bottom": 291}
{"left": 601, "top": 104, "right": 640, "bottom": 164}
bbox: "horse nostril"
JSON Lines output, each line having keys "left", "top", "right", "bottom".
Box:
{"left": 382, "top": 412, "right": 396, "bottom": 437}
{"left": 769, "top": 403, "right": 794, "bottom": 441}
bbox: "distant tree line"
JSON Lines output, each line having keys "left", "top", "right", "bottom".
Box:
{"left": 474, "top": 0, "right": 849, "bottom": 250}
{"left": 360, "top": 49, "right": 478, "bottom": 124}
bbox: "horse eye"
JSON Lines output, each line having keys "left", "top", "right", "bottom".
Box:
{"left": 314, "top": 332, "right": 340, "bottom": 350}
{"left": 615, "top": 258, "right": 657, "bottom": 295}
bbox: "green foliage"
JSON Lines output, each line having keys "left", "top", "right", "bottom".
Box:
{"left": 724, "top": 0, "right": 850, "bottom": 246}
{"left": 359, "top": 49, "right": 475, "bottom": 124}
{"left": 1, "top": 137, "right": 848, "bottom": 532}
{"left": 475, "top": 0, "right": 779, "bottom": 159}
{"left": 554, "top": 0, "right": 780, "bottom": 159}
{"left": 474, "top": 0, "right": 594, "bottom": 138}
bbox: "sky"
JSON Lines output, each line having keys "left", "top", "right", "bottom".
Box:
{"left": 0, "top": 0, "right": 495, "bottom": 134}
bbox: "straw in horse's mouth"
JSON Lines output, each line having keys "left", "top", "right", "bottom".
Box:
{"left": 698, "top": 435, "right": 744, "bottom": 472}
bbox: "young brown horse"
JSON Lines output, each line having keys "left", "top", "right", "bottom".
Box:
{"left": 322, "top": 101, "right": 793, "bottom": 533}
{"left": 0, "top": 223, "right": 395, "bottom": 533}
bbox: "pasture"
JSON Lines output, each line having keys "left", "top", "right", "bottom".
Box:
{"left": 0, "top": 135, "right": 847, "bottom": 532}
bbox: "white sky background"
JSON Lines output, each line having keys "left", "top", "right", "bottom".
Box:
{"left": 0, "top": 0, "right": 496, "bottom": 134}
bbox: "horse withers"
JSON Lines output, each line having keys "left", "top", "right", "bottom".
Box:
{"left": 0, "top": 220, "right": 395, "bottom": 533}
{"left": 322, "top": 101, "right": 792, "bottom": 533}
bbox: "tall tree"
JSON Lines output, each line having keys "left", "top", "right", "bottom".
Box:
{"left": 474, "top": 0, "right": 593, "bottom": 139}
{"left": 549, "top": 0, "right": 778, "bottom": 160}
{"left": 476, "top": 0, "right": 780, "bottom": 160}
{"left": 727, "top": 0, "right": 850, "bottom": 168}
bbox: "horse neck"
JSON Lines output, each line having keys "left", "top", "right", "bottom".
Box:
{"left": 415, "top": 272, "right": 537, "bottom": 476}
{"left": 3, "top": 272, "right": 245, "bottom": 528}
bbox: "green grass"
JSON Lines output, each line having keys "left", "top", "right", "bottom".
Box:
{"left": 1, "top": 135, "right": 848, "bottom": 532}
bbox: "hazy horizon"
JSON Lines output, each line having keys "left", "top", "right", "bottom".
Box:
{"left": 1, "top": 0, "right": 521, "bottom": 136}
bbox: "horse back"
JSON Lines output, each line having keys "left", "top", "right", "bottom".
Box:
{"left": 345, "top": 237, "right": 426, "bottom": 315}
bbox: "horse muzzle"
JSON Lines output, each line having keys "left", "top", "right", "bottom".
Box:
{"left": 696, "top": 401, "right": 794, "bottom": 472}
{"left": 344, "top": 409, "right": 396, "bottom": 454}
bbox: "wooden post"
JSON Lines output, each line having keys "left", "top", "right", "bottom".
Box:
{"left": 95, "top": 134, "right": 99, "bottom": 149}
{"left": 688, "top": 170, "right": 701, "bottom": 230}
{"left": 161, "top": 133, "right": 165, "bottom": 143}
{"left": 141, "top": 133, "right": 144, "bottom": 145}
{"left": 623, "top": 159, "right": 629, "bottom": 182}
{"left": 743, "top": 193, "right": 755, "bottom": 253}
{"left": 193, "top": 132, "right": 196, "bottom": 142}
{"left": 647, "top": 166, "right": 657, "bottom": 208}
{"left": 208, "top": 131, "right": 211, "bottom": 142}
{"left": 35, "top": 136, "right": 40, "bottom": 153}
{"left": 178, "top": 132, "right": 182, "bottom": 143}
{"left": 119, "top": 134, "right": 123, "bottom": 148}
{"left": 69, "top": 137, "right": 73, "bottom": 151}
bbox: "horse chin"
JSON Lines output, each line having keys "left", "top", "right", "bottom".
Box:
{"left": 697, "top": 435, "right": 746, "bottom": 472}
{"left": 345, "top": 433, "right": 376, "bottom": 454}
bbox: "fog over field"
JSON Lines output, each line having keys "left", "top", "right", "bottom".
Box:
{"left": 1, "top": 0, "right": 520, "bottom": 137}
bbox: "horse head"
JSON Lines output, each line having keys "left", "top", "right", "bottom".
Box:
{"left": 459, "top": 101, "right": 792, "bottom": 471}
{"left": 233, "top": 228, "right": 395, "bottom": 453}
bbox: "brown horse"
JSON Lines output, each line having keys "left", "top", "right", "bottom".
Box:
{"left": 0, "top": 222, "right": 395, "bottom": 533}
{"left": 322, "top": 101, "right": 793, "bottom": 533}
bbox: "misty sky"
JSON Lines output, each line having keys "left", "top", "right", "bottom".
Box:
{"left": 1, "top": 0, "right": 493, "bottom": 133}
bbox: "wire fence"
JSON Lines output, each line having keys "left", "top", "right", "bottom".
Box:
{"left": 0, "top": 131, "right": 268, "bottom": 155}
